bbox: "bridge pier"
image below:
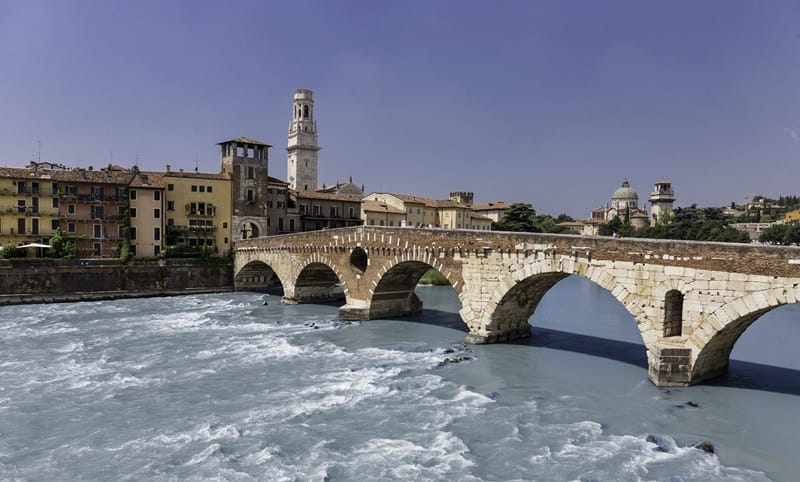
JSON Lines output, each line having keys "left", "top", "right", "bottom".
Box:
{"left": 339, "top": 292, "right": 422, "bottom": 320}
{"left": 282, "top": 285, "right": 345, "bottom": 304}
{"left": 647, "top": 344, "right": 693, "bottom": 386}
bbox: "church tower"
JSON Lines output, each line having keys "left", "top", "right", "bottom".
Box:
{"left": 287, "top": 89, "right": 320, "bottom": 191}
{"left": 649, "top": 180, "right": 675, "bottom": 226}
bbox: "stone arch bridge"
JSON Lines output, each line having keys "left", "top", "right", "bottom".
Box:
{"left": 234, "top": 226, "right": 800, "bottom": 387}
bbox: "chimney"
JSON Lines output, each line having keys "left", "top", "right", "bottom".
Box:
{"left": 166, "top": 164, "right": 171, "bottom": 173}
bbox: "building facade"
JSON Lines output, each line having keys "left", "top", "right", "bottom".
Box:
{"left": 163, "top": 169, "right": 232, "bottom": 256}
{"left": 128, "top": 171, "right": 165, "bottom": 258}
{"left": 219, "top": 137, "right": 271, "bottom": 241}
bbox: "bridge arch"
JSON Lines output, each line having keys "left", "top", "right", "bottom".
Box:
{"left": 285, "top": 255, "right": 350, "bottom": 305}
{"left": 689, "top": 286, "right": 800, "bottom": 384}
{"left": 471, "top": 257, "right": 653, "bottom": 346}
{"left": 234, "top": 260, "right": 286, "bottom": 293}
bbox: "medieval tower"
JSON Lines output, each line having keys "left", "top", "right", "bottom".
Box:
{"left": 649, "top": 179, "right": 675, "bottom": 226}
{"left": 287, "top": 89, "right": 320, "bottom": 191}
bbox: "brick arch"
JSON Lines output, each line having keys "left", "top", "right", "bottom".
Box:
{"left": 289, "top": 254, "right": 351, "bottom": 305}
{"left": 688, "top": 286, "right": 799, "bottom": 384}
{"left": 369, "top": 248, "right": 463, "bottom": 294}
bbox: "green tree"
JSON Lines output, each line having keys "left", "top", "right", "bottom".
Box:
{"left": 493, "top": 203, "right": 540, "bottom": 232}
{"left": 50, "top": 228, "right": 77, "bottom": 260}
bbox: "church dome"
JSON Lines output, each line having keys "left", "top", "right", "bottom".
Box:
{"left": 612, "top": 179, "right": 638, "bottom": 202}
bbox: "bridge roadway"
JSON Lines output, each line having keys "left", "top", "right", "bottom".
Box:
{"left": 234, "top": 226, "right": 800, "bottom": 387}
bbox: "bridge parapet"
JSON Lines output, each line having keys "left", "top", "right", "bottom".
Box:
{"left": 234, "top": 227, "right": 800, "bottom": 387}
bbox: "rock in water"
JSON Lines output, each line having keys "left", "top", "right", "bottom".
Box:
{"left": 692, "top": 441, "right": 715, "bottom": 454}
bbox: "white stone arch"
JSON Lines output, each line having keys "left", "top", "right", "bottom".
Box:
{"left": 472, "top": 255, "right": 652, "bottom": 346}
{"left": 689, "top": 284, "right": 800, "bottom": 383}
{"left": 233, "top": 251, "right": 292, "bottom": 293}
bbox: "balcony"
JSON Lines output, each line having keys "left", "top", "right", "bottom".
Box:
{"left": 0, "top": 187, "right": 58, "bottom": 196}
{"left": 59, "top": 193, "right": 128, "bottom": 203}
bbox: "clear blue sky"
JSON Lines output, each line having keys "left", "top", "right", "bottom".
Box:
{"left": 2, "top": 0, "right": 799, "bottom": 218}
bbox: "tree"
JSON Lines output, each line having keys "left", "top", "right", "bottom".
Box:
{"left": 50, "top": 228, "right": 76, "bottom": 260}
{"left": 493, "top": 203, "right": 540, "bottom": 232}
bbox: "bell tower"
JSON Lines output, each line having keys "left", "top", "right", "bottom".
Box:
{"left": 649, "top": 180, "right": 675, "bottom": 226}
{"left": 287, "top": 89, "right": 320, "bottom": 191}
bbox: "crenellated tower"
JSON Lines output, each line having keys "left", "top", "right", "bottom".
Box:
{"left": 287, "top": 89, "right": 320, "bottom": 191}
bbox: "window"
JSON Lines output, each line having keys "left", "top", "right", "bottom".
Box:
{"left": 349, "top": 207, "right": 355, "bottom": 218}
{"left": 152, "top": 245, "right": 157, "bottom": 256}
{"left": 93, "top": 243, "right": 101, "bottom": 257}
{"left": 130, "top": 190, "right": 137, "bottom": 200}
{"left": 130, "top": 227, "right": 137, "bottom": 240}
{"left": 199, "top": 186, "right": 205, "bottom": 193}
{"left": 191, "top": 185, "right": 198, "bottom": 192}
{"left": 68, "top": 204, "right": 75, "bottom": 215}
{"left": 223, "top": 222, "right": 228, "bottom": 229}
{"left": 17, "top": 181, "right": 25, "bottom": 194}
{"left": 167, "top": 201, "right": 175, "bottom": 211}
{"left": 154, "top": 227, "right": 161, "bottom": 241}
{"left": 130, "top": 208, "right": 137, "bottom": 218}
{"left": 313, "top": 205, "right": 321, "bottom": 216}
{"left": 224, "top": 237, "right": 229, "bottom": 244}
{"left": 65, "top": 185, "right": 76, "bottom": 195}
{"left": 154, "top": 191, "right": 161, "bottom": 201}
{"left": 289, "top": 219, "right": 295, "bottom": 231}
{"left": 247, "top": 167, "right": 254, "bottom": 179}
{"left": 370, "top": 219, "right": 375, "bottom": 225}
{"left": 118, "top": 206, "right": 126, "bottom": 216}
{"left": 167, "top": 183, "right": 174, "bottom": 191}
{"left": 68, "top": 222, "right": 76, "bottom": 233}
{"left": 17, "top": 199, "right": 25, "bottom": 213}
{"left": 91, "top": 205, "right": 104, "bottom": 219}
{"left": 154, "top": 208, "right": 161, "bottom": 219}
{"left": 389, "top": 220, "right": 394, "bottom": 226}
{"left": 664, "top": 290, "right": 684, "bottom": 337}
{"left": 167, "top": 218, "right": 174, "bottom": 226}
{"left": 93, "top": 224, "right": 101, "bottom": 238}
{"left": 207, "top": 186, "right": 212, "bottom": 193}
{"left": 31, "top": 218, "right": 39, "bottom": 234}
{"left": 330, "top": 206, "right": 339, "bottom": 217}
{"left": 379, "top": 220, "right": 384, "bottom": 226}
{"left": 31, "top": 182, "right": 39, "bottom": 194}
{"left": 51, "top": 219, "right": 59, "bottom": 230}
{"left": 267, "top": 201, "right": 273, "bottom": 208}
{"left": 278, "top": 218, "right": 284, "bottom": 231}
{"left": 52, "top": 183, "right": 59, "bottom": 194}
{"left": 247, "top": 189, "right": 254, "bottom": 202}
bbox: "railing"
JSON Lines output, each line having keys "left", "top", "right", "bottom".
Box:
{"left": 59, "top": 194, "right": 128, "bottom": 203}
{"left": 0, "top": 188, "right": 59, "bottom": 196}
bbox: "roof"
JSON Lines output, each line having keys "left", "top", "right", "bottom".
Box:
{"left": 295, "top": 190, "right": 362, "bottom": 202}
{"left": 164, "top": 170, "right": 229, "bottom": 181}
{"left": 0, "top": 165, "right": 136, "bottom": 184}
{"left": 362, "top": 200, "right": 405, "bottom": 214}
{"left": 472, "top": 201, "right": 511, "bottom": 211}
{"left": 612, "top": 179, "right": 639, "bottom": 200}
{"left": 129, "top": 171, "right": 165, "bottom": 188}
{"left": 470, "top": 213, "right": 492, "bottom": 221}
{"left": 217, "top": 136, "right": 272, "bottom": 147}
{"left": 365, "top": 192, "right": 472, "bottom": 209}
{"left": 268, "top": 176, "right": 289, "bottom": 185}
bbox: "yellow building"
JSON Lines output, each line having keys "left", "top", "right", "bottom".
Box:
{"left": 0, "top": 166, "right": 60, "bottom": 253}
{"left": 362, "top": 199, "right": 406, "bottom": 227}
{"left": 128, "top": 171, "right": 166, "bottom": 258}
{"left": 362, "top": 192, "right": 491, "bottom": 230}
{"left": 163, "top": 169, "right": 232, "bottom": 256}
{"left": 784, "top": 209, "right": 800, "bottom": 224}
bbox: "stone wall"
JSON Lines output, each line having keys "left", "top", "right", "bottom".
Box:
{"left": 0, "top": 259, "right": 233, "bottom": 305}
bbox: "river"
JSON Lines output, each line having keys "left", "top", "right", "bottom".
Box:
{"left": 0, "top": 276, "right": 798, "bottom": 480}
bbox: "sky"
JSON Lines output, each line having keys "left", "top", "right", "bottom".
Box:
{"left": 1, "top": 0, "right": 799, "bottom": 218}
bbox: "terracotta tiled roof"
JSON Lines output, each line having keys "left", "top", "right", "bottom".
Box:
{"left": 472, "top": 201, "right": 510, "bottom": 211}
{"left": 362, "top": 200, "right": 405, "bottom": 214}
{"left": 129, "top": 171, "right": 165, "bottom": 188}
{"left": 366, "top": 192, "right": 472, "bottom": 209}
{"left": 217, "top": 136, "right": 271, "bottom": 147}
{"left": 0, "top": 164, "right": 136, "bottom": 184}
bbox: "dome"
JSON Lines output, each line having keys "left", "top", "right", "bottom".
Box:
{"left": 612, "top": 179, "right": 639, "bottom": 201}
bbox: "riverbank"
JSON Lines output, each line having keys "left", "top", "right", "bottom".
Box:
{"left": 0, "top": 286, "right": 234, "bottom": 306}
{"left": 0, "top": 258, "right": 233, "bottom": 306}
